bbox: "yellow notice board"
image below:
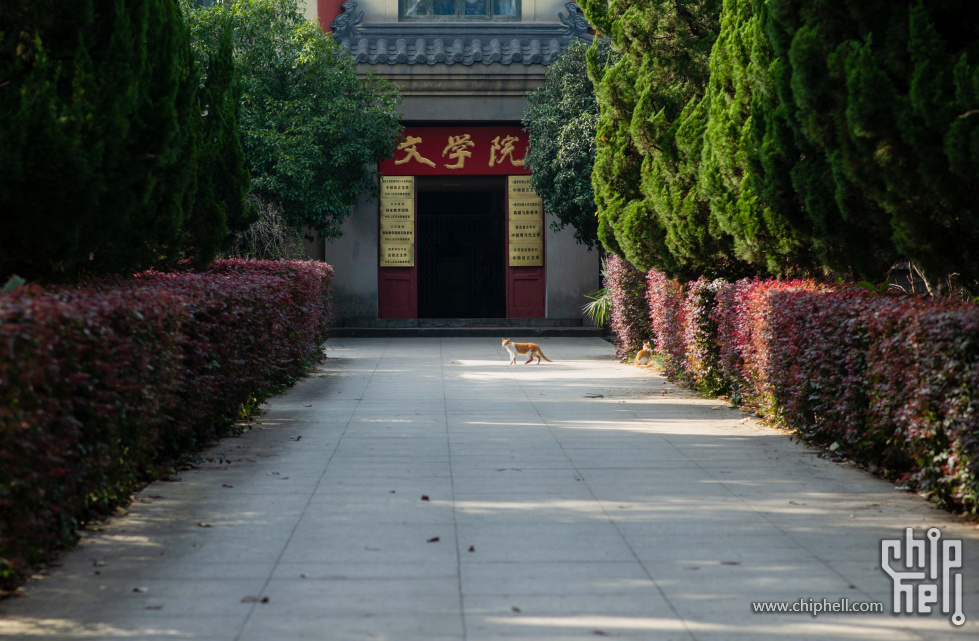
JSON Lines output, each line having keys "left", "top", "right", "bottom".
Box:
{"left": 380, "top": 219, "right": 414, "bottom": 244}
{"left": 379, "top": 176, "right": 415, "bottom": 267}
{"left": 508, "top": 175, "right": 538, "bottom": 201}
{"left": 508, "top": 218, "right": 543, "bottom": 244}
{"left": 380, "top": 176, "right": 414, "bottom": 198}
{"left": 508, "top": 176, "right": 544, "bottom": 266}
{"left": 379, "top": 242, "right": 414, "bottom": 267}
{"left": 509, "top": 244, "right": 543, "bottom": 266}
{"left": 380, "top": 198, "right": 414, "bottom": 222}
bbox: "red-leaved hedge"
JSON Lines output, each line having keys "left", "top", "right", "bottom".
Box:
{"left": 606, "top": 255, "right": 653, "bottom": 360}
{"left": 0, "top": 260, "right": 332, "bottom": 587}
{"left": 645, "top": 271, "right": 979, "bottom": 512}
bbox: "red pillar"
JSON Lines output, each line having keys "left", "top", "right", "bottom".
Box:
{"left": 317, "top": 0, "right": 345, "bottom": 34}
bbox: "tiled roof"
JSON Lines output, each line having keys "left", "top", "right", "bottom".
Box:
{"left": 330, "top": 1, "right": 592, "bottom": 67}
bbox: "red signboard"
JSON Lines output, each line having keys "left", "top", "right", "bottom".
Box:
{"left": 380, "top": 126, "right": 531, "bottom": 176}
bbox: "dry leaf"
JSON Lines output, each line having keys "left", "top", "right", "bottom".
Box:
{"left": 427, "top": 536, "right": 440, "bottom": 543}
{"left": 511, "top": 606, "right": 521, "bottom": 613}
{"left": 197, "top": 522, "right": 212, "bottom": 528}
{"left": 421, "top": 495, "right": 430, "bottom": 501}
{"left": 468, "top": 545, "right": 475, "bottom": 553}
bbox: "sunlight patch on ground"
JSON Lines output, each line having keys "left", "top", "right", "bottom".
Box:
{"left": 485, "top": 614, "right": 923, "bottom": 638}
{"left": 0, "top": 618, "right": 182, "bottom": 637}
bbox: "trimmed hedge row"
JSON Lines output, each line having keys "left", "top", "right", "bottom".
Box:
{"left": 638, "top": 270, "right": 979, "bottom": 511}
{"left": 0, "top": 260, "right": 332, "bottom": 587}
{"left": 605, "top": 255, "right": 653, "bottom": 360}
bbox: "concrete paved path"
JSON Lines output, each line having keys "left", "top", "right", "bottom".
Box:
{"left": 2, "top": 337, "right": 977, "bottom": 640}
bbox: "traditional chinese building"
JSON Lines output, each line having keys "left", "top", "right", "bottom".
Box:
{"left": 307, "top": 0, "right": 598, "bottom": 324}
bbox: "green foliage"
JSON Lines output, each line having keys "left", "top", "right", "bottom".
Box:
{"left": 580, "top": 0, "right": 751, "bottom": 281}
{"left": 182, "top": 22, "right": 257, "bottom": 268}
{"left": 698, "top": 0, "right": 816, "bottom": 276}
{"left": 0, "top": 0, "right": 250, "bottom": 281}
{"left": 768, "top": 0, "right": 979, "bottom": 285}
{"left": 185, "top": 0, "right": 403, "bottom": 240}
{"left": 523, "top": 38, "right": 614, "bottom": 248}
{"left": 582, "top": 288, "right": 612, "bottom": 327}
{"left": 0, "top": 1, "right": 185, "bottom": 279}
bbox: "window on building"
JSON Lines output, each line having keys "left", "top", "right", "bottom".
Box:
{"left": 402, "top": 0, "right": 519, "bottom": 20}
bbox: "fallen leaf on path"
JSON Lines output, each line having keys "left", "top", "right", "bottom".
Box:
{"left": 421, "top": 495, "right": 430, "bottom": 501}
{"left": 113, "top": 507, "right": 128, "bottom": 517}
{"left": 197, "top": 523, "right": 212, "bottom": 528}
{"left": 303, "top": 404, "right": 312, "bottom": 408}
{"left": 511, "top": 606, "right": 522, "bottom": 613}
{"left": 720, "top": 561, "right": 740, "bottom": 566}
{"left": 593, "top": 631, "right": 613, "bottom": 637}
{"left": 427, "top": 537, "right": 440, "bottom": 543}
{"left": 240, "top": 596, "right": 269, "bottom": 603}
{"left": 133, "top": 587, "right": 149, "bottom": 593}
{"left": 788, "top": 501, "right": 806, "bottom": 506}
{"left": 468, "top": 545, "right": 475, "bottom": 552}
{"left": 222, "top": 484, "right": 234, "bottom": 488}
{"left": 290, "top": 436, "right": 302, "bottom": 441}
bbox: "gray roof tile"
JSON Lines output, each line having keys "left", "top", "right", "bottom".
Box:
{"left": 330, "top": 1, "right": 591, "bottom": 67}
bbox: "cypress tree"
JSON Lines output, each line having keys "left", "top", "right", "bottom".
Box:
{"left": 699, "top": 0, "right": 817, "bottom": 276}
{"left": 581, "top": 0, "right": 749, "bottom": 280}
{"left": 182, "top": 21, "right": 255, "bottom": 267}
{"left": 0, "top": 0, "right": 211, "bottom": 281}
{"left": 768, "top": 0, "right": 979, "bottom": 287}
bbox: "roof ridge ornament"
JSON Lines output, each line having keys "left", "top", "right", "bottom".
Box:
{"left": 331, "top": 1, "right": 363, "bottom": 39}
{"left": 559, "top": 2, "right": 591, "bottom": 40}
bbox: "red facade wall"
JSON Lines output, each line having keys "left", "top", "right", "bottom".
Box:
{"left": 317, "top": 0, "right": 345, "bottom": 33}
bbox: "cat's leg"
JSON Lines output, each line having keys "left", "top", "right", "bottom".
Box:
{"left": 524, "top": 352, "right": 534, "bottom": 364}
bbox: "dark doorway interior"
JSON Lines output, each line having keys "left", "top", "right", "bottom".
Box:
{"left": 418, "top": 184, "right": 505, "bottom": 318}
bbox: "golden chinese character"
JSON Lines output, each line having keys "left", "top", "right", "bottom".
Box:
{"left": 394, "top": 136, "right": 436, "bottom": 168}
{"left": 442, "top": 134, "right": 475, "bottom": 170}
{"left": 490, "top": 135, "right": 525, "bottom": 167}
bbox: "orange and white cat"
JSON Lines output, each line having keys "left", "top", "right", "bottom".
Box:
{"left": 635, "top": 342, "right": 652, "bottom": 367}
{"left": 502, "top": 338, "right": 554, "bottom": 365}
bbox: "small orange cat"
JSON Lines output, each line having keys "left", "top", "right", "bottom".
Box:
{"left": 502, "top": 338, "right": 554, "bottom": 365}
{"left": 635, "top": 341, "right": 652, "bottom": 367}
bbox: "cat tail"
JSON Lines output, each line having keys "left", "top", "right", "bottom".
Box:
{"left": 539, "top": 352, "right": 553, "bottom": 363}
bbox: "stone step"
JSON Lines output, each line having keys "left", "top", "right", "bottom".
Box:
{"left": 328, "top": 326, "right": 608, "bottom": 338}
{"left": 338, "top": 317, "right": 588, "bottom": 329}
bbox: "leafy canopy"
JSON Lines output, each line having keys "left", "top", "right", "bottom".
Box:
{"left": 185, "top": 0, "right": 403, "bottom": 239}
{"left": 523, "top": 38, "right": 614, "bottom": 249}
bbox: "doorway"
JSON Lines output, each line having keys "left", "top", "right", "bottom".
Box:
{"left": 417, "top": 177, "right": 505, "bottom": 318}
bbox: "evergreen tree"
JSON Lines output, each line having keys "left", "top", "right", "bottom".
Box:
{"left": 580, "top": 0, "right": 748, "bottom": 280}
{"left": 698, "top": 0, "right": 816, "bottom": 276}
{"left": 182, "top": 20, "right": 255, "bottom": 267}
{"left": 186, "top": 0, "right": 402, "bottom": 240}
{"left": 0, "top": 0, "right": 241, "bottom": 281}
{"left": 522, "top": 38, "right": 613, "bottom": 249}
{"left": 768, "top": 0, "right": 979, "bottom": 287}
